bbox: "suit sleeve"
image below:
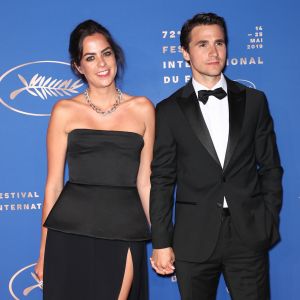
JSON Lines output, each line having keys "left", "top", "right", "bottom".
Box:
{"left": 150, "top": 102, "right": 177, "bottom": 249}
{"left": 255, "top": 93, "right": 283, "bottom": 225}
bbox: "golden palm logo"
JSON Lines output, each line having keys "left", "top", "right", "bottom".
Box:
{"left": 0, "top": 61, "right": 85, "bottom": 116}
{"left": 9, "top": 263, "right": 42, "bottom": 299}
{"left": 23, "top": 272, "right": 43, "bottom": 296}
{"left": 10, "top": 74, "right": 83, "bottom": 100}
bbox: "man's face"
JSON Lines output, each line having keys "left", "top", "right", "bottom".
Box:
{"left": 182, "top": 24, "right": 227, "bottom": 86}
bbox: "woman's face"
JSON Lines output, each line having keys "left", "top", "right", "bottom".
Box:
{"left": 76, "top": 33, "right": 117, "bottom": 89}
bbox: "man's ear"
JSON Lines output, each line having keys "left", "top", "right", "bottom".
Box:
{"left": 182, "top": 47, "right": 190, "bottom": 62}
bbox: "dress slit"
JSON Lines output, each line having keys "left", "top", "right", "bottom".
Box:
{"left": 117, "top": 247, "right": 134, "bottom": 299}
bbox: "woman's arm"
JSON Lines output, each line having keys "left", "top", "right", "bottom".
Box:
{"left": 136, "top": 98, "right": 155, "bottom": 225}
{"left": 35, "top": 100, "right": 70, "bottom": 281}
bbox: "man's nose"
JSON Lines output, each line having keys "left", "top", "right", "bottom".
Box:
{"left": 208, "top": 45, "right": 218, "bottom": 56}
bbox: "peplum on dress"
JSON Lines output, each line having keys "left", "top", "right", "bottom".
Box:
{"left": 43, "top": 129, "right": 150, "bottom": 300}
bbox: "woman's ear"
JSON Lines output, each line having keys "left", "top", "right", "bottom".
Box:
{"left": 74, "top": 62, "right": 83, "bottom": 75}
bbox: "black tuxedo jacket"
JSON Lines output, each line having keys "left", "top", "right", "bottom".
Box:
{"left": 150, "top": 77, "right": 283, "bottom": 262}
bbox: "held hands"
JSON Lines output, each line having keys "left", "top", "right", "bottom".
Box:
{"left": 150, "top": 247, "right": 175, "bottom": 275}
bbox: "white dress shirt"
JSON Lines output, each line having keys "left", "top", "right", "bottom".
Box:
{"left": 192, "top": 73, "right": 229, "bottom": 207}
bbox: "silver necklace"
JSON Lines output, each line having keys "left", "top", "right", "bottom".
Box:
{"left": 84, "top": 88, "right": 122, "bottom": 116}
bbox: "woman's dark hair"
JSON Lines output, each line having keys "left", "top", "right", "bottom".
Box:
{"left": 180, "top": 13, "right": 228, "bottom": 51}
{"left": 69, "top": 19, "right": 125, "bottom": 81}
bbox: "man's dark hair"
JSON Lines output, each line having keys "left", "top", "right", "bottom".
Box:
{"left": 180, "top": 13, "right": 228, "bottom": 51}
{"left": 69, "top": 19, "right": 125, "bottom": 82}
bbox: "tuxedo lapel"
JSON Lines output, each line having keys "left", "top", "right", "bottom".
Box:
{"left": 176, "top": 78, "right": 246, "bottom": 170}
{"left": 176, "top": 81, "right": 221, "bottom": 166}
{"left": 223, "top": 78, "right": 246, "bottom": 170}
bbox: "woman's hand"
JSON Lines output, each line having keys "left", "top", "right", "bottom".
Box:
{"left": 150, "top": 247, "right": 175, "bottom": 275}
{"left": 34, "top": 255, "right": 44, "bottom": 282}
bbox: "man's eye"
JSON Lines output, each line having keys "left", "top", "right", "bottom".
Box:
{"left": 199, "top": 43, "right": 206, "bottom": 47}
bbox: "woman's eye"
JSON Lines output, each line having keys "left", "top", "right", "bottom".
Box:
{"left": 86, "top": 56, "right": 95, "bottom": 61}
{"left": 103, "top": 51, "right": 113, "bottom": 57}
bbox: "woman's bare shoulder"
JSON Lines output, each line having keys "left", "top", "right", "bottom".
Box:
{"left": 51, "top": 94, "right": 85, "bottom": 116}
{"left": 123, "top": 94, "right": 154, "bottom": 113}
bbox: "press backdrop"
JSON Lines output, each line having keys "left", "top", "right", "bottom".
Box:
{"left": 1, "top": 0, "right": 299, "bottom": 299}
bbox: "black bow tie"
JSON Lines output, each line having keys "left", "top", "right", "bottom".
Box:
{"left": 198, "top": 87, "right": 227, "bottom": 104}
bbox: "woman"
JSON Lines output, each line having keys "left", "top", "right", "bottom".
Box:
{"left": 35, "top": 19, "right": 154, "bottom": 300}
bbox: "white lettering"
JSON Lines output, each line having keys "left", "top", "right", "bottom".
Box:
{"left": 231, "top": 58, "right": 238, "bottom": 65}
{"left": 162, "top": 60, "right": 190, "bottom": 69}
{"left": 185, "top": 75, "right": 191, "bottom": 83}
{"left": 240, "top": 57, "right": 247, "bottom": 65}
{"left": 0, "top": 203, "right": 43, "bottom": 212}
{"left": 258, "top": 57, "right": 264, "bottom": 64}
{"left": 226, "top": 57, "right": 264, "bottom": 66}
{"left": 163, "top": 76, "right": 179, "bottom": 84}
{"left": 249, "top": 57, "right": 256, "bottom": 64}
{"left": 162, "top": 46, "right": 168, "bottom": 54}
{"left": 170, "top": 46, "right": 176, "bottom": 53}
{"left": 164, "top": 76, "right": 170, "bottom": 84}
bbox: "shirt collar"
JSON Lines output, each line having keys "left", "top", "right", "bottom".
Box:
{"left": 192, "top": 73, "right": 227, "bottom": 94}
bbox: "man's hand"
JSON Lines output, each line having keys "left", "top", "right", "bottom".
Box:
{"left": 150, "top": 247, "right": 175, "bottom": 275}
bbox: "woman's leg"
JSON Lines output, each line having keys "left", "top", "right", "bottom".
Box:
{"left": 118, "top": 248, "right": 134, "bottom": 300}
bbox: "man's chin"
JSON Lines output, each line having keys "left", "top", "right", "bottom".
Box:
{"left": 205, "top": 72, "right": 223, "bottom": 78}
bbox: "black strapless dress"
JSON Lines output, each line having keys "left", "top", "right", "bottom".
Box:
{"left": 43, "top": 129, "right": 150, "bottom": 300}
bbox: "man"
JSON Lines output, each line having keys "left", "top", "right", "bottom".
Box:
{"left": 150, "top": 13, "right": 283, "bottom": 300}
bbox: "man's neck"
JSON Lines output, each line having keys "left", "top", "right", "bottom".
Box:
{"left": 193, "top": 74, "right": 222, "bottom": 89}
